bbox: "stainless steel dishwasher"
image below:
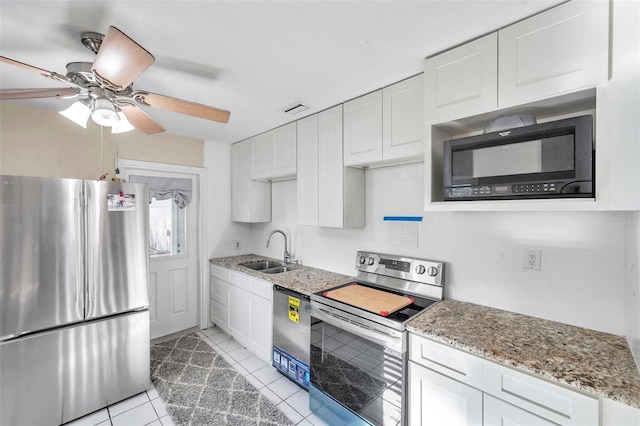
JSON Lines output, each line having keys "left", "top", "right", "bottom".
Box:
{"left": 272, "top": 285, "right": 311, "bottom": 390}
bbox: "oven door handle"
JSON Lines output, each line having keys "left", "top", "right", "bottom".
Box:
{"left": 313, "top": 306, "right": 403, "bottom": 354}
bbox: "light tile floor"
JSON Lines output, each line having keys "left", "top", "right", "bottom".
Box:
{"left": 65, "top": 326, "right": 329, "bottom": 426}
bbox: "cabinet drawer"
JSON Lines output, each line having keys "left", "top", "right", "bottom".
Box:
{"left": 409, "top": 334, "right": 483, "bottom": 389}
{"left": 209, "top": 278, "right": 227, "bottom": 306}
{"left": 209, "top": 299, "right": 227, "bottom": 328}
{"left": 209, "top": 264, "right": 229, "bottom": 281}
{"left": 484, "top": 394, "right": 557, "bottom": 426}
{"left": 228, "top": 270, "right": 250, "bottom": 287}
{"left": 483, "top": 361, "right": 598, "bottom": 426}
{"left": 249, "top": 277, "right": 273, "bottom": 301}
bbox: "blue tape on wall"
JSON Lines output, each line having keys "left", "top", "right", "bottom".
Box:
{"left": 383, "top": 216, "right": 423, "bottom": 222}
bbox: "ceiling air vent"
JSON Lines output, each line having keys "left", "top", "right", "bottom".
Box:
{"left": 280, "top": 102, "right": 310, "bottom": 115}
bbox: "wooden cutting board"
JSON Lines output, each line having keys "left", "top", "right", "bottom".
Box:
{"left": 323, "top": 284, "right": 413, "bottom": 317}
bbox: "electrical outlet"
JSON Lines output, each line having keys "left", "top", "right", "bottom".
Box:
{"left": 234, "top": 240, "right": 241, "bottom": 250}
{"left": 523, "top": 249, "right": 541, "bottom": 271}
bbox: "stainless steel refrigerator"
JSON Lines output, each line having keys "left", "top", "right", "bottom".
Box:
{"left": 0, "top": 175, "right": 150, "bottom": 426}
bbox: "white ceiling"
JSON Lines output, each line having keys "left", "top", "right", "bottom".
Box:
{"left": 0, "top": 1, "right": 563, "bottom": 144}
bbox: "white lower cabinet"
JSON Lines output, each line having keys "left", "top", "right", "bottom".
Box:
{"left": 209, "top": 266, "right": 273, "bottom": 364}
{"left": 408, "top": 334, "right": 601, "bottom": 426}
{"left": 408, "top": 361, "right": 483, "bottom": 426}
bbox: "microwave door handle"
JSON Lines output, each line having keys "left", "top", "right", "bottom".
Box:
{"left": 313, "top": 306, "right": 402, "bottom": 353}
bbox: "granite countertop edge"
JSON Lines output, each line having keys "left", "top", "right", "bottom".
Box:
{"left": 209, "top": 254, "right": 354, "bottom": 297}
{"left": 406, "top": 300, "right": 640, "bottom": 409}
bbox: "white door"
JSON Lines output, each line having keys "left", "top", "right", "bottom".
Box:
{"left": 123, "top": 167, "right": 199, "bottom": 339}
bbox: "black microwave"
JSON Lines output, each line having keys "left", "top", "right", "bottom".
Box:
{"left": 443, "top": 115, "right": 594, "bottom": 201}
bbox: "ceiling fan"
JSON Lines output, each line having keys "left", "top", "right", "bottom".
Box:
{"left": 0, "top": 26, "right": 230, "bottom": 134}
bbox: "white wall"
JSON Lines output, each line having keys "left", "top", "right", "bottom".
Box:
{"left": 204, "top": 140, "right": 252, "bottom": 259}
{"left": 248, "top": 162, "right": 628, "bottom": 336}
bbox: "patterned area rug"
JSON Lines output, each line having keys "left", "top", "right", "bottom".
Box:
{"left": 150, "top": 332, "right": 294, "bottom": 426}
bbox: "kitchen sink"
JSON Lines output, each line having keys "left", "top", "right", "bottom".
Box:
{"left": 240, "top": 260, "right": 282, "bottom": 271}
{"left": 262, "top": 266, "right": 296, "bottom": 274}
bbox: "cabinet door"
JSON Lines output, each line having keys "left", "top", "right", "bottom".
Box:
{"left": 297, "top": 114, "right": 319, "bottom": 226}
{"left": 231, "top": 141, "right": 251, "bottom": 222}
{"left": 424, "top": 33, "right": 497, "bottom": 123}
{"left": 318, "top": 105, "right": 345, "bottom": 227}
{"left": 498, "top": 0, "right": 609, "bottom": 107}
{"left": 247, "top": 294, "right": 273, "bottom": 364}
{"left": 226, "top": 284, "right": 249, "bottom": 341}
{"left": 231, "top": 139, "right": 271, "bottom": 223}
{"left": 343, "top": 90, "right": 383, "bottom": 166}
{"left": 382, "top": 74, "right": 424, "bottom": 161}
{"left": 484, "top": 394, "right": 557, "bottom": 426}
{"left": 271, "top": 123, "right": 297, "bottom": 179}
{"left": 408, "top": 361, "right": 483, "bottom": 426}
{"left": 251, "top": 133, "right": 271, "bottom": 180}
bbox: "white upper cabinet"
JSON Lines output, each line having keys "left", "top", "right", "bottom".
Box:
{"left": 297, "top": 106, "right": 365, "bottom": 228}
{"left": 344, "top": 75, "right": 425, "bottom": 167}
{"left": 251, "top": 122, "right": 297, "bottom": 181}
{"left": 382, "top": 74, "right": 425, "bottom": 162}
{"left": 343, "top": 90, "right": 383, "bottom": 166}
{"left": 424, "top": 33, "right": 498, "bottom": 124}
{"left": 424, "top": 1, "right": 609, "bottom": 124}
{"left": 296, "top": 114, "right": 319, "bottom": 227}
{"left": 498, "top": 0, "right": 609, "bottom": 107}
{"left": 250, "top": 133, "right": 270, "bottom": 180}
{"left": 422, "top": 0, "right": 630, "bottom": 212}
{"left": 231, "top": 139, "right": 271, "bottom": 223}
{"left": 318, "top": 105, "right": 365, "bottom": 228}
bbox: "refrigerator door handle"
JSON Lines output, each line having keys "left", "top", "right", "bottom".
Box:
{"left": 75, "top": 191, "right": 84, "bottom": 312}
{"left": 84, "top": 182, "right": 94, "bottom": 318}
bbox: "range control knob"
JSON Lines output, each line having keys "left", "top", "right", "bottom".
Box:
{"left": 415, "top": 265, "right": 426, "bottom": 274}
{"left": 367, "top": 257, "right": 375, "bottom": 266}
{"left": 427, "top": 266, "right": 439, "bottom": 277}
{"left": 359, "top": 255, "right": 367, "bottom": 264}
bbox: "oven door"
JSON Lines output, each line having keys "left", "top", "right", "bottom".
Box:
{"left": 310, "top": 302, "right": 405, "bottom": 426}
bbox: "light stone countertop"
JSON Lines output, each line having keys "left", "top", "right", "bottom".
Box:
{"left": 209, "top": 254, "right": 354, "bottom": 297}
{"left": 406, "top": 299, "right": 640, "bottom": 409}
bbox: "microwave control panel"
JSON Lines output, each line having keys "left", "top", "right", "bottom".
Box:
{"left": 447, "top": 182, "right": 560, "bottom": 198}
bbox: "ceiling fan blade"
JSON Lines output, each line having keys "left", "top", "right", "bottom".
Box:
{"left": 0, "top": 88, "right": 80, "bottom": 100}
{"left": 91, "top": 26, "right": 155, "bottom": 89}
{"left": 139, "top": 92, "right": 230, "bottom": 124}
{"left": 120, "top": 104, "right": 165, "bottom": 134}
{"left": 0, "top": 56, "right": 56, "bottom": 78}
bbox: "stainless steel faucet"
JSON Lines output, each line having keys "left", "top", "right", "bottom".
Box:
{"left": 266, "top": 229, "right": 290, "bottom": 264}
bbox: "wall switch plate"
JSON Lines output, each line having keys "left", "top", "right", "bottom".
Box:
{"left": 234, "top": 240, "right": 241, "bottom": 250}
{"left": 523, "top": 249, "right": 541, "bottom": 271}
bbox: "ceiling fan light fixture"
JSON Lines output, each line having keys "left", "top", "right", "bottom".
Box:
{"left": 91, "top": 97, "right": 120, "bottom": 127}
{"left": 59, "top": 101, "right": 91, "bottom": 128}
{"left": 112, "top": 111, "right": 135, "bottom": 134}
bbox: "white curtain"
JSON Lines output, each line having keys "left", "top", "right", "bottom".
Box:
{"left": 129, "top": 175, "right": 193, "bottom": 208}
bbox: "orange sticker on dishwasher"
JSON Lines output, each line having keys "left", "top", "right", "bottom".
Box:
{"left": 288, "top": 296, "right": 300, "bottom": 323}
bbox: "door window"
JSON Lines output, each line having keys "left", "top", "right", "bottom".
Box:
{"left": 149, "top": 197, "right": 186, "bottom": 257}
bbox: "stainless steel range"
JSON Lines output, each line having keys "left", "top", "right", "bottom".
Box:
{"left": 309, "top": 251, "right": 444, "bottom": 426}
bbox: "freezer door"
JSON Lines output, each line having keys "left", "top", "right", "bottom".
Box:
{"left": 85, "top": 181, "right": 149, "bottom": 319}
{"left": 0, "top": 310, "right": 150, "bottom": 425}
{"left": 0, "top": 175, "right": 84, "bottom": 340}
